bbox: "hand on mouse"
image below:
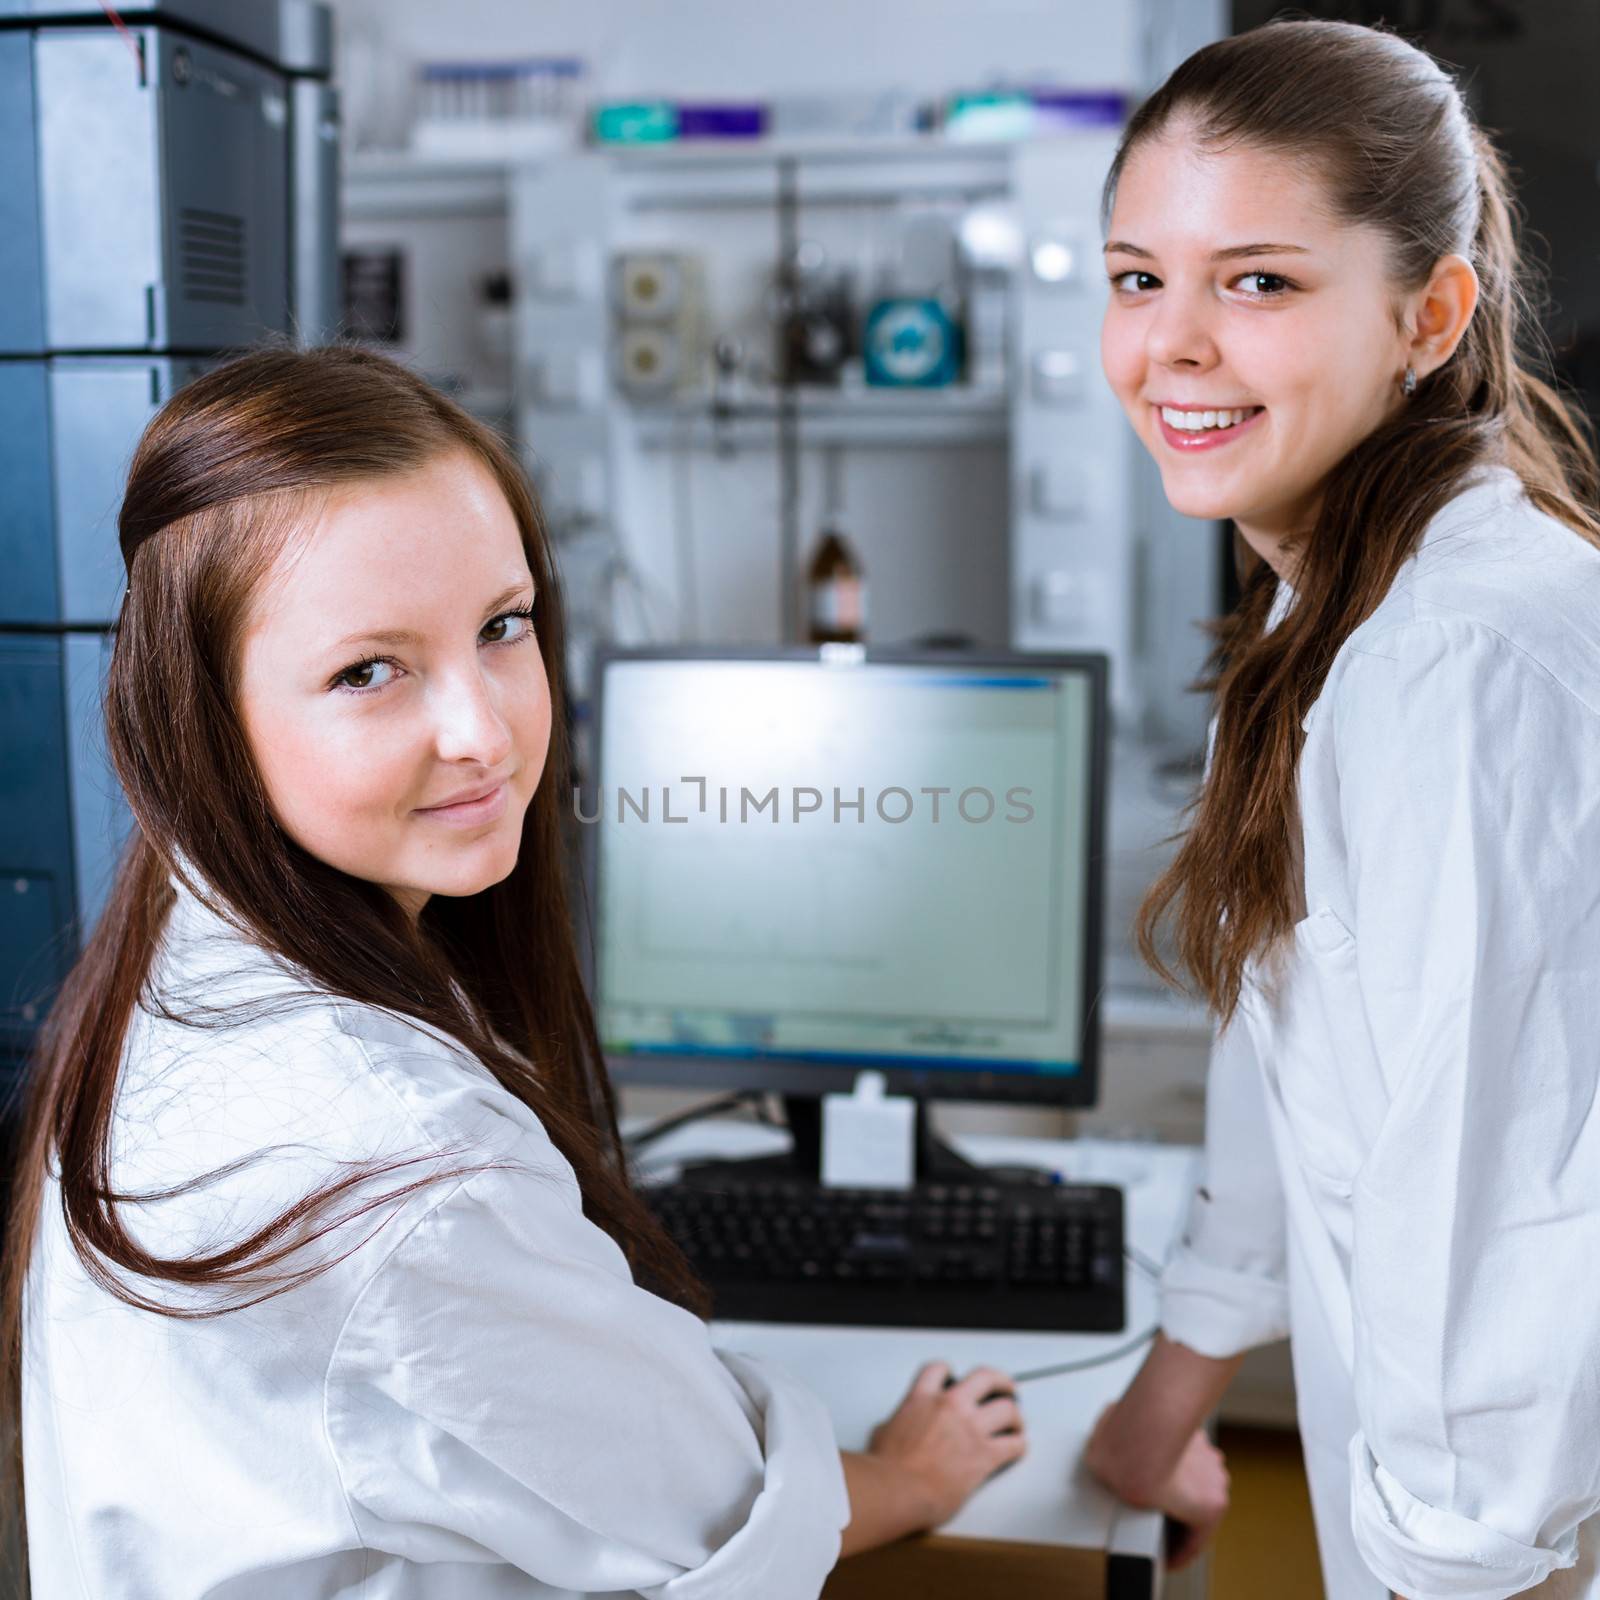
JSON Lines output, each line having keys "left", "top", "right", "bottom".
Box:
{"left": 866, "top": 1361, "right": 1026, "bottom": 1527}
{"left": 838, "top": 1362, "right": 1027, "bottom": 1557}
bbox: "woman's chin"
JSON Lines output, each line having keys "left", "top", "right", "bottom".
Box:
{"left": 1159, "top": 474, "right": 1242, "bottom": 522}
{"left": 412, "top": 851, "right": 522, "bottom": 905}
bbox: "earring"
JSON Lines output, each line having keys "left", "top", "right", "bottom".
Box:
{"left": 1402, "top": 365, "right": 1417, "bottom": 397}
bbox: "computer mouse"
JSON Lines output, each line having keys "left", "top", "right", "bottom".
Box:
{"left": 942, "top": 1371, "right": 1020, "bottom": 1412}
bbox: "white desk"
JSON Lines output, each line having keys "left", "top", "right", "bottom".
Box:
{"left": 634, "top": 1124, "right": 1206, "bottom": 1599}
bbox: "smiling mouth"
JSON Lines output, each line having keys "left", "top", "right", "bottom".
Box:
{"left": 1156, "top": 404, "right": 1264, "bottom": 433}
{"left": 1153, "top": 403, "right": 1266, "bottom": 452}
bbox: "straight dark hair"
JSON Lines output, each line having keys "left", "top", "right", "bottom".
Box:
{"left": 1112, "top": 20, "right": 1600, "bottom": 1022}
{"left": 0, "top": 343, "right": 706, "bottom": 1578}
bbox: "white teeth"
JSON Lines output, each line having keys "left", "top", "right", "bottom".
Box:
{"left": 1160, "top": 405, "right": 1258, "bottom": 432}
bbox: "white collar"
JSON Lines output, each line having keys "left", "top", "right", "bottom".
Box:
{"left": 159, "top": 867, "right": 511, "bottom": 1068}
{"left": 1261, "top": 464, "right": 1521, "bottom": 636}
{"left": 1265, "top": 573, "right": 1297, "bottom": 634}
{"left": 153, "top": 870, "right": 308, "bottom": 1015}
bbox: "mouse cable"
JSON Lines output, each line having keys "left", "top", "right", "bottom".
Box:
{"left": 1125, "top": 1243, "right": 1164, "bottom": 1282}
{"left": 1008, "top": 1246, "right": 1165, "bottom": 1385}
{"left": 1010, "top": 1325, "right": 1160, "bottom": 1386}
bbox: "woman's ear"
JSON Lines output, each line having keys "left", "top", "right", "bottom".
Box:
{"left": 1405, "top": 253, "right": 1480, "bottom": 378}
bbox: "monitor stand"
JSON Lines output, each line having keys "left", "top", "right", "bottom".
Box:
{"left": 679, "top": 1093, "right": 986, "bottom": 1187}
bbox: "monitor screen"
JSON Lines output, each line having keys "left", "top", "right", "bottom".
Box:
{"left": 585, "top": 647, "right": 1106, "bottom": 1107}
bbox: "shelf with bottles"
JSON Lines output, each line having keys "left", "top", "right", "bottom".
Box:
{"left": 342, "top": 135, "right": 1016, "bottom": 209}
{"left": 343, "top": 132, "right": 1028, "bottom": 224}
{"left": 609, "top": 136, "right": 1015, "bottom": 212}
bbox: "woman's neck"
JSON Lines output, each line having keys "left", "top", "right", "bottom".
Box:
{"left": 1233, "top": 510, "right": 1309, "bottom": 587}
{"left": 388, "top": 886, "right": 430, "bottom": 923}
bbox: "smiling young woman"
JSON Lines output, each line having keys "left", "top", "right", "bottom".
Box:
{"left": 1081, "top": 19, "right": 1600, "bottom": 1600}
{"left": 0, "top": 345, "right": 1024, "bottom": 1598}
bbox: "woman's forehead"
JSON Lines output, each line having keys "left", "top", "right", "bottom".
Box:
{"left": 245, "top": 454, "right": 529, "bottom": 642}
{"left": 1110, "top": 131, "right": 1342, "bottom": 244}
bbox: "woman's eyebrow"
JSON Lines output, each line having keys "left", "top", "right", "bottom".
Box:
{"left": 1103, "top": 239, "right": 1313, "bottom": 261}
{"left": 480, "top": 580, "right": 536, "bottom": 618}
{"left": 332, "top": 582, "right": 536, "bottom": 651}
{"left": 1210, "top": 242, "right": 1313, "bottom": 261}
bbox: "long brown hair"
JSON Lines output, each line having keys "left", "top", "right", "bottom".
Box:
{"left": 1, "top": 344, "right": 706, "bottom": 1569}
{"left": 1116, "top": 20, "right": 1600, "bottom": 1023}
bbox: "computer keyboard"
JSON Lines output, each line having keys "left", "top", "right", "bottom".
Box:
{"left": 645, "top": 1173, "right": 1125, "bottom": 1331}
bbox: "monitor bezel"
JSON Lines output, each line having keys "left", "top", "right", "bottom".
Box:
{"left": 580, "top": 644, "right": 1108, "bottom": 1110}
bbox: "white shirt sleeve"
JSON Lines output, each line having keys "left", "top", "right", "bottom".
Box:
{"left": 1159, "top": 1012, "right": 1292, "bottom": 1356}
{"left": 326, "top": 1160, "right": 849, "bottom": 1598}
{"left": 1334, "top": 618, "right": 1600, "bottom": 1599}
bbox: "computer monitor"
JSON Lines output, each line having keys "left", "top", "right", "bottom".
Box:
{"left": 584, "top": 645, "right": 1108, "bottom": 1141}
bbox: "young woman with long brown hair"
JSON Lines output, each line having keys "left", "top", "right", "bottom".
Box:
{"left": 1, "top": 344, "right": 1025, "bottom": 1598}
{"left": 1081, "top": 20, "right": 1600, "bottom": 1600}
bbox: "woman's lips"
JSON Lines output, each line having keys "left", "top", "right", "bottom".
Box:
{"left": 1153, "top": 404, "right": 1266, "bottom": 452}
{"left": 415, "top": 781, "right": 509, "bottom": 828}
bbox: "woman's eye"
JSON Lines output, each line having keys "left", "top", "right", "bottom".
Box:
{"left": 481, "top": 607, "right": 535, "bottom": 646}
{"left": 1110, "top": 269, "right": 1160, "bottom": 293}
{"left": 334, "top": 657, "right": 396, "bottom": 693}
{"left": 1233, "top": 271, "right": 1292, "bottom": 297}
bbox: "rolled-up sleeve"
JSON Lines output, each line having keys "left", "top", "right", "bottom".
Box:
{"left": 1335, "top": 617, "right": 1600, "bottom": 1599}
{"left": 1160, "top": 1008, "right": 1292, "bottom": 1357}
{"left": 326, "top": 1162, "right": 848, "bottom": 1597}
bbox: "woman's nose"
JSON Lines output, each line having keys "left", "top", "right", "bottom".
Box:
{"left": 432, "top": 667, "right": 513, "bottom": 769}
{"left": 1146, "top": 286, "right": 1218, "bottom": 371}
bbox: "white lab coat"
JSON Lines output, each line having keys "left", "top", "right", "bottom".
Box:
{"left": 1160, "top": 466, "right": 1600, "bottom": 1599}
{"left": 22, "top": 879, "right": 849, "bottom": 1599}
